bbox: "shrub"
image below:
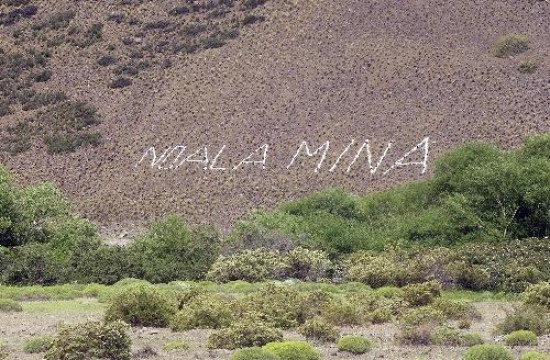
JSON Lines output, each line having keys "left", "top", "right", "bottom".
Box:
{"left": 230, "top": 347, "right": 280, "bottom": 360}
{"left": 504, "top": 330, "right": 538, "bottom": 347}
{"left": 163, "top": 340, "right": 190, "bottom": 350}
{"left": 282, "top": 247, "right": 331, "bottom": 281}
{"left": 104, "top": 284, "right": 175, "bottom": 327}
{"left": 170, "top": 297, "right": 233, "bottom": 331}
{"left": 239, "top": 284, "right": 312, "bottom": 328}
{"left": 521, "top": 351, "right": 550, "bottom": 360}
{"left": 501, "top": 263, "right": 543, "bottom": 293}
{"left": 0, "top": 298, "right": 22, "bottom": 312}
{"left": 523, "top": 282, "right": 550, "bottom": 308}
{"left": 23, "top": 336, "right": 54, "bottom": 353}
{"left": 431, "top": 327, "right": 484, "bottom": 346}
{"left": 297, "top": 317, "right": 339, "bottom": 342}
{"left": 446, "top": 261, "right": 491, "bottom": 291}
{"left": 462, "top": 344, "right": 514, "bottom": 360}
{"left": 109, "top": 77, "right": 132, "bottom": 89}
{"left": 321, "top": 299, "right": 363, "bottom": 326}
{"left": 207, "top": 249, "right": 284, "bottom": 283}
{"left": 402, "top": 280, "right": 441, "bottom": 306}
{"left": 344, "top": 254, "right": 410, "bottom": 288}
{"left": 336, "top": 336, "right": 372, "bottom": 354}
{"left": 206, "top": 317, "right": 283, "bottom": 349}
{"left": 492, "top": 34, "right": 530, "bottom": 58}
{"left": 431, "top": 299, "right": 481, "bottom": 321}
{"left": 243, "top": 0, "right": 268, "bottom": 9}
{"left": 130, "top": 217, "right": 220, "bottom": 283}
{"left": 495, "top": 305, "right": 549, "bottom": 335}
{"left": 518, "top": 60, "right": 538, "bottom": 74}
{"left": 97, "top": 55, "right": 117, "bottom": 66}
{"left": 242, "top": 14, "right": 265, "bottom": 26}
{"left": 396, "top": 307, "right": 445, "bottom": 345}
{"left": 262, "top": 341, "right": 320, "bottom": 360}
{"left": 45, "top": 320, "right": 131, "bottom": 360}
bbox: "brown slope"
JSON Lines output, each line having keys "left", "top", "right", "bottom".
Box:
{"left": 1, "top": 0, "right": 549, "bottom": 229}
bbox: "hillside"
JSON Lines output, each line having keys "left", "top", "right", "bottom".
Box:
{"left": 0, "top": 0, "right": 548, "bottom": 228}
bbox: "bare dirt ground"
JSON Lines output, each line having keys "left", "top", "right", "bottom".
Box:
{"left": 0, "top": 0, "right": 549, "bottom": 230}
{"left": 1, "top": 301, "right": 550, "bottom": 359}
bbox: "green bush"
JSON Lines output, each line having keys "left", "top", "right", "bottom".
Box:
{"left": 0, "top": 298, "right": 22, "bottom": 312}
{"left": 170, "top": 296, "right": 233, "bottom": 331}
{"left": 206, "top": 317, "right": 283, "bottom": 349}
{"left": 504, "top": 330, "right": 538, "bottom": 347}
{"left": 492, "top": 34, "right": 530, "bottom": 58}
{"left": 431, "top": 327, "right": 483, "bottom": 346}
{"left": 282, "top": 247, "right": 332, "bottom": 281}
{"left": 344, "top": 253, "right": 410, "bottom": 288}
{"left": 446, "top": 261, "right": 491, "bottom": 291}
{"left": 495, "top": 305, "right": 549, "bottom": 335}
{"left": 130, "top": 217, "right": 220, "bottom": 283}
{"left": 104, "top": 284, "right": 175, "bottom": 327}
{"left": 23, "top": 336, "right": 54, "bottom": 353}
{"left": 518, "top": 60, "right": 538, "bottom": 74}
{"left": 462, "top": 344, "right": 513, "bottom": 360}
{"left": 520, "top": 351, "right": 550, "bottom": 360}
{"left": 297, "top": 317, "right": 339, "bottom": 342}
{"left": 207, "top": 249, "right": 284, "bottom": 283}
{"left": 336, "top": 336, "right": 373, "bottom": 354}
{"left": 430, "top": 299, "right": 481, "bottom": 321}
{"left": 396, "top": 307, "right": 445, "bottom": 345}
{"left": 402, "top": 280, "right": 441, "bottom": 306}
{"left": 262, "top": 341, "right": 320, "bottom": 360}
{"left": 238, "top": 284, "right": 313, "bottom": 328}
{"left": 230, "top": 347, "right": 280, "bottom": 360}
{"left": 523, "top": 282, "right": 550, "bottom": 308}
{"left": 45, "top": 320, "right": 131, "bottom": 360}
{"left": 321, "top": 299, "right": 363, "bottom": 326}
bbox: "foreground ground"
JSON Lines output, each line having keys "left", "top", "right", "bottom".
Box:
{"left": 0, "top": 283, "right": 548, "bottom": 359}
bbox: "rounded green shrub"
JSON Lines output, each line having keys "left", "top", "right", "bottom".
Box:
{"left": 0, "top": 298, "right": 22, "bottom": 312}
{"left": 282, "top": 247, "right": 331, "bottom": 281}
{"left": 523, "top": 282, "right": 550, "bottom": 309}
{"left": 504, "top": 330, "right": 538, "bottom": 347}
{"left": 431, "top": 299, "right": 481, "bottom": 321}
{"left": 431, "top": 327, "right": 483, "bottom": 346}
{"left": 321, "top": 299, "right": 363, "bottom": 326}
{"left": 163, "top": 340, "right": 190, "bottom": 350}
{"left": 23, "top": 336, "right": 54, "bottom": 353}
{"left": 495, "top": 305, "right": 549, "bottom": 335}
{"left": 297, "top": 317, "right": 339, "bottom": 342}
{"left": 446, "top": 261, "right": 491, "bottom": 291}
{"left": 336, "top": 336, "right": 373, "bottom": 354}
{"left": 104, "top": 283, "right": 175, "bottom": 327}
{"left": 462, "top": 344, "right": 514, "bottom": 360}
{"left": 207, "top": 249, "right": 284, "bottom": 283}
{"left": 402, "top": 280, "right": 441, "bottom": 307}
{"left": 262, "top": 341, "right": 320, "bottom": 360}
{"left": 170, "top": 297, "right": 233, "bottom": 331}
{"left": 230, "top": 347, "right": 280, "bottom": 360}
{"left": 491, "top": 34, "right": 530, "bottom": 58}
{"left": 45, "top": 320, "right": 131, "bottom": 360}
{"left": 520, "top": 351, "right": 550, "bottom": 360}
{"left": 206, "top": 317, "right": 283, "bottom": 350}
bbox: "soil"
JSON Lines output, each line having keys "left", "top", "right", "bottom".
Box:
{"left": 0, "top": 0, "right": 549, "bottom": 230}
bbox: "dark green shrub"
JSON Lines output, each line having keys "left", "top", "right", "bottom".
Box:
{"left": 402, "top": 280, "right": 441, "bottom": 306}
{"left": 262, "top": 341, "right": 320, "bottom": 360}
{"left": 492, "top": 34, "right": 530, "bottom": 58}
{"left": 97, "top": 55, "right": 117, "bottom": 66}
{"left": 45, "top": 320, "right": 131, "bottom": 360}
{"left": 207, "top": 249, "right": 284, "bottom": 283}
{"left": 0, "top": 298, "right": 22, "bottom": 312}
{"left": 104, "top": 283, "right": 175, "bottom": 327}
{"left": 446, "top": 261, "right": 491, "bottom": 291}
{"left": 321, "top": 299, "right": 363, "bottom": 326}
{"left": 462, "top": 344, "right": 513, "bottom": 360}
{"left": 297, "top": 317, "right": 339, "bottom": 342}
{"left": 23, "top": 336, "right": 54, "bottom": 353}
{"left": 242, "top": 14, "right": 265, "bottom": 25}
{"left": 336, "top": 336, "right": 372, "bottom": 354}
{"left": 243, "top": 0, "right": 268, "bottom": 9}
{"left": 206, "top": 317, "right": 283, "bottom": 349}
{"left": 344, "top": 252, "right": 410, "bottom": 288}
{"left": 130, "top": 217, "right": 220, "bottom": 283}
{"left": 431, "top": 326, "right": 483, "bottom": 346}
{"left": 230, "top": 347, "right": 279, "bottom": 360}
{"left": 504, "top": 330, "right": 538, "bottom": 346}
{"left": 430, "top": 299, "right": 481, "bottom": 321}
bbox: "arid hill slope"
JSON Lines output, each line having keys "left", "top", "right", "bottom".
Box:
{"left": 0, "top": 0, "right": 549, "bottom": 228}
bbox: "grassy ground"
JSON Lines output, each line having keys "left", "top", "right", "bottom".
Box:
{"left": 0, "top": 282, "right": 545, "bottom": 359}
